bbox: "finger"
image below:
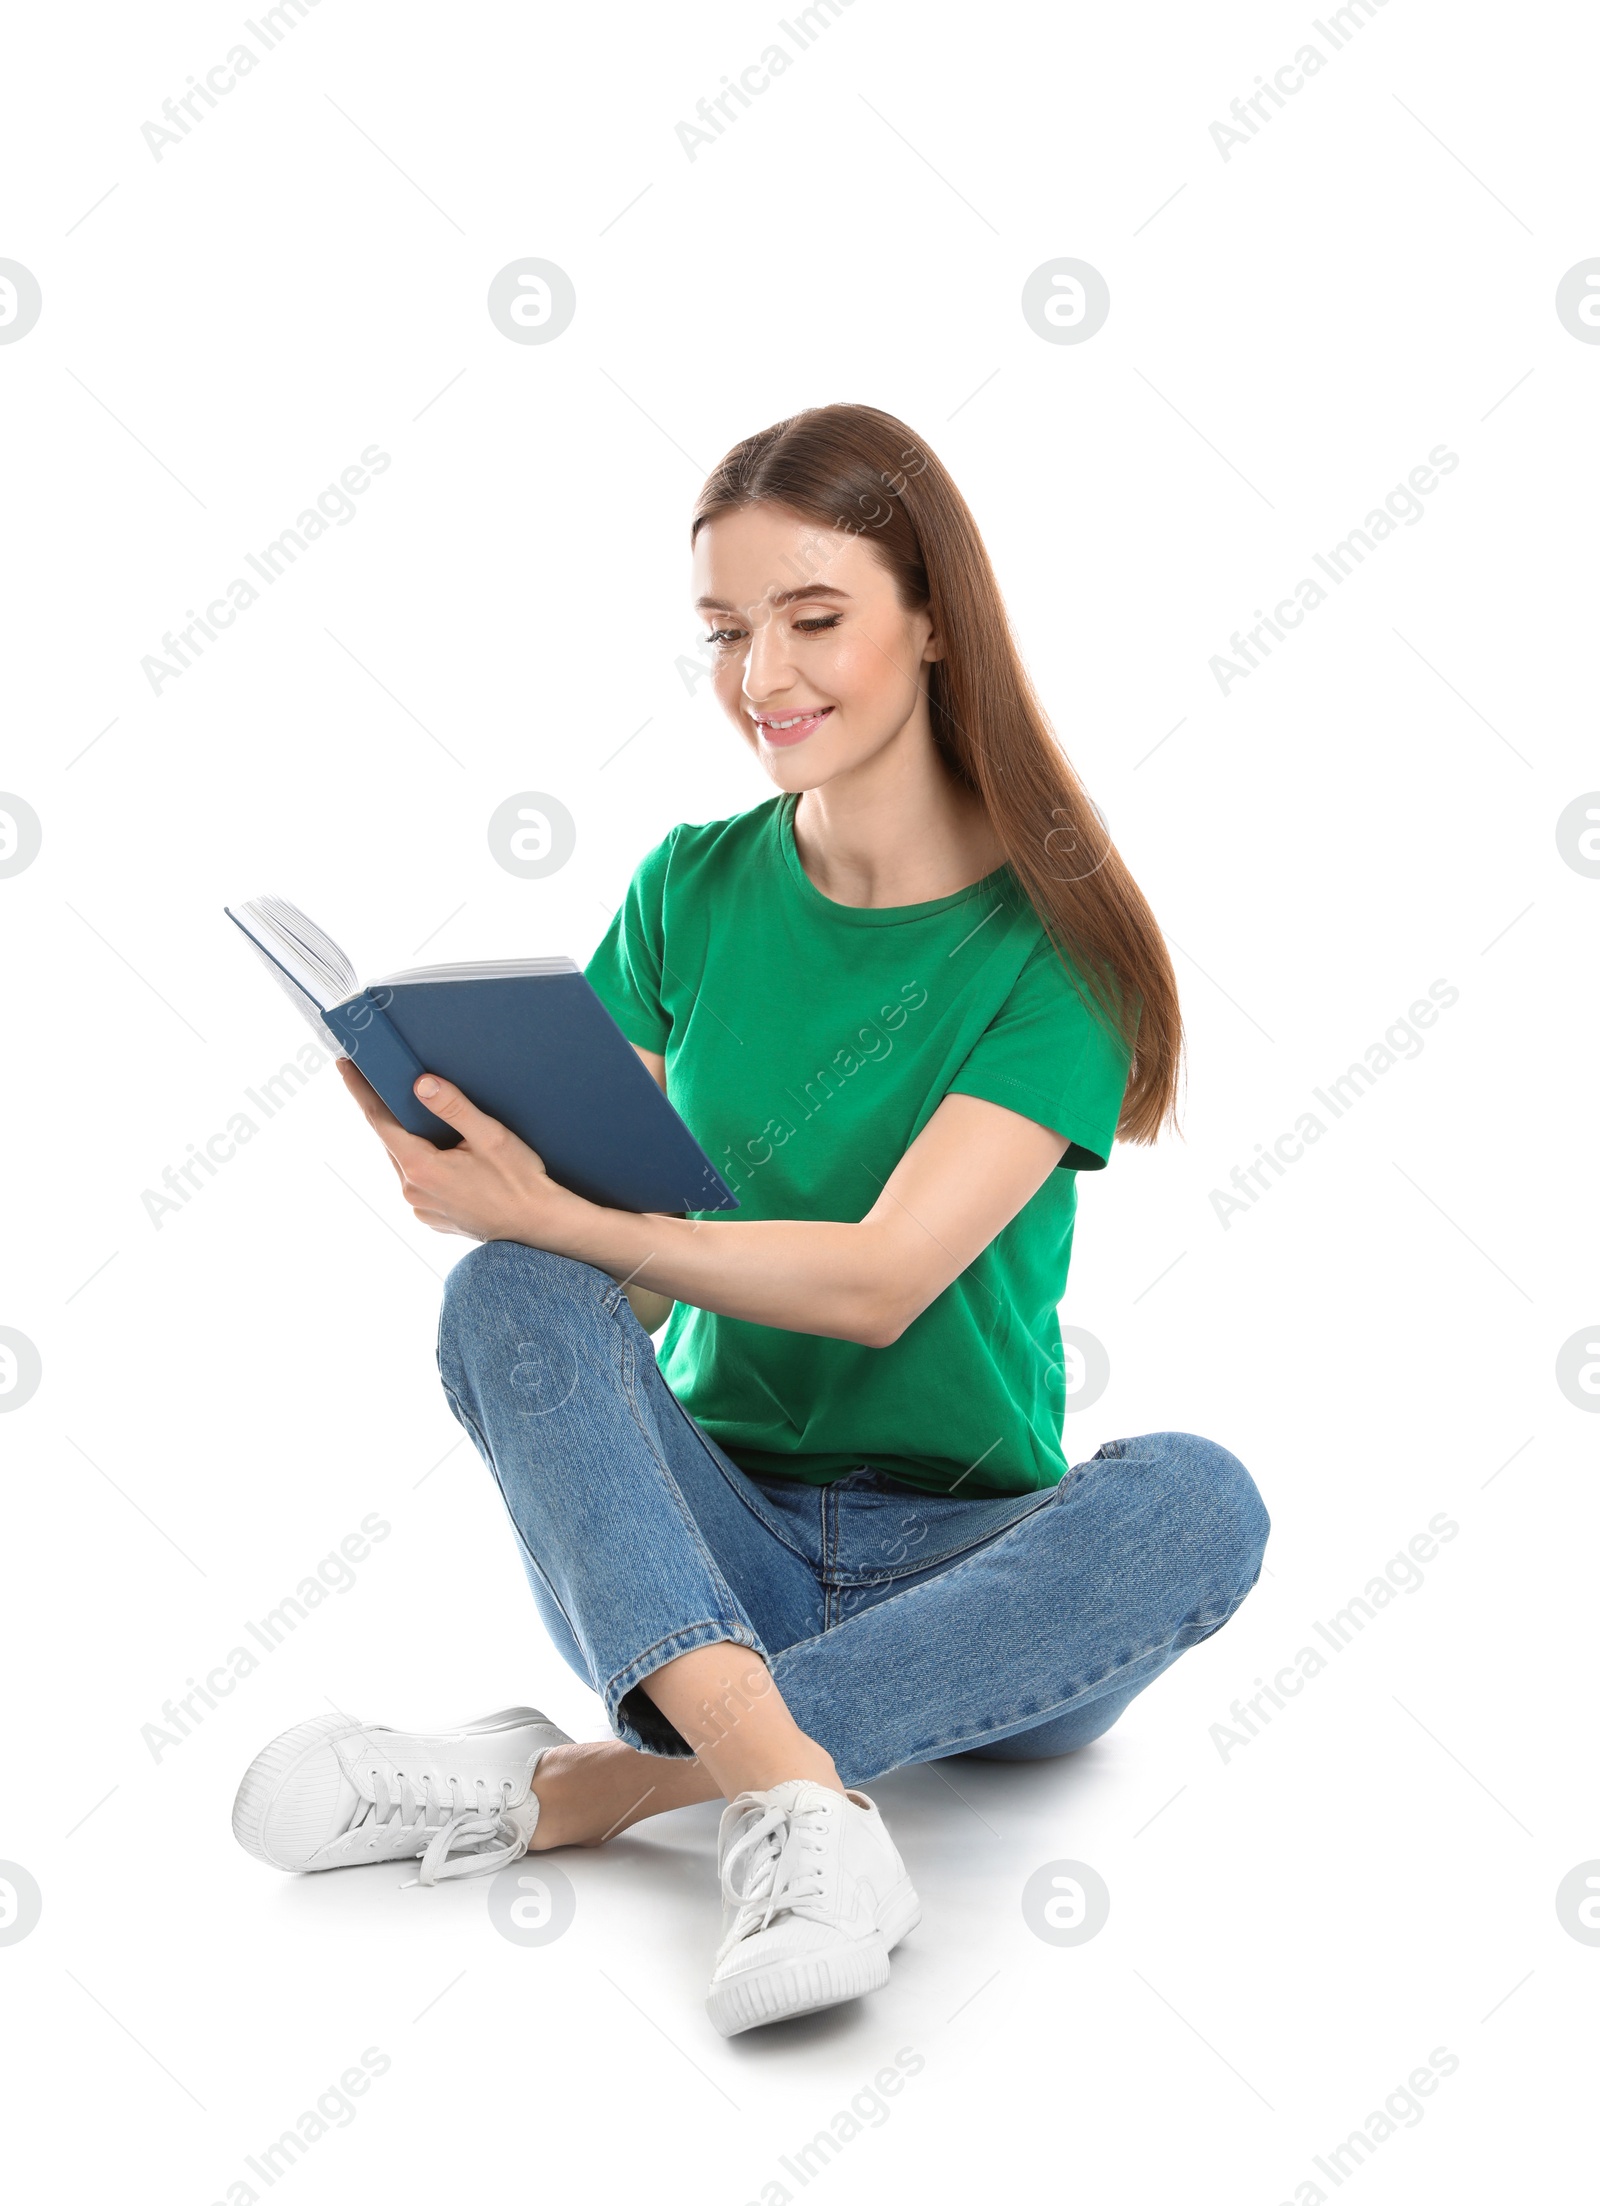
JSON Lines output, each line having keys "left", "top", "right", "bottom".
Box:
{"left": 338, "top": 1057, "right": 404, "bottom": 1136}
{"left": 338, "top": 1058, "right": 445, "bottom": 1176}
{"left": 412, "top": 1073, "right": 507, "bottom": 1149}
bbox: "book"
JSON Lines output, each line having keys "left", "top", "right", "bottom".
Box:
{"left": 224, "top": 894, "right": 738, "bottom": 1215}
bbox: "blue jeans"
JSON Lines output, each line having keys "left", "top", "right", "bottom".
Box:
{"left": 437, "top": 1242, "right": 1270, "bottom": 1790}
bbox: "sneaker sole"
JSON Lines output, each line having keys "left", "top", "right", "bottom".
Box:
{"left": 707, "top": 1932, "right": 891, "bottom": 2037}
{"left": 231, "top": 1707, "right": 558, "bottom": 1873}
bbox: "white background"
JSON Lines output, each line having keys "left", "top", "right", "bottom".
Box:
{"left": 2, "top": 1, "right": 1595, "bottom": 2199}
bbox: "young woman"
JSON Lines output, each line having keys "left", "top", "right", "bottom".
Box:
{"left": 231, "top": 404, "right": 1270, "bottom": 2037}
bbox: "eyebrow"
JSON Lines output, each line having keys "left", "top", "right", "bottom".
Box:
{"left": 694, "top": 584, "right": 853, "bottom": 612}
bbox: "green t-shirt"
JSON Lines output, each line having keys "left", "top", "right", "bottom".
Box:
{"left": 583, "top": 794, "right": 1131, "bottom": 1499}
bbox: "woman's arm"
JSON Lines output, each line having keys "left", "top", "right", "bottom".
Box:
{"left": 621, "top": 1045, "right": 676, "bottom": 1334}
{"left": 337, "top": 1060, "right": 1068, "bottom": 1349}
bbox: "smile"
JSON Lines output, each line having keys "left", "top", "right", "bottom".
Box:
{"left": 750, "top": 706, "right": 834, "bottom": 746}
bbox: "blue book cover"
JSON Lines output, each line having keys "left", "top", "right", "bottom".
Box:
{"left": 224, "top": 895, "right": 737, "bottom": 1216}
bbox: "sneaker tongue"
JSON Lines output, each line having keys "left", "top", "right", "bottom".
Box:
{"left": 505, "top": 1793, "right": 540, "bottom": 1846}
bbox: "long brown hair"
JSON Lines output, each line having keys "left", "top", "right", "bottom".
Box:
{"left": 691, "top": 402, "right": 1183, "bottom": 1144}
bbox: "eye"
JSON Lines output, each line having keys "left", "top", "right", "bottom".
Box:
{"left": 794, "top": 615, "right": 842, "bottom": 633}
{"left": 703, "top": 627, "right": 746, "bottom": 648}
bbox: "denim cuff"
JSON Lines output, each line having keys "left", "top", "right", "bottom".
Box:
{"left": 605, "top": 1622, "right": 767, "bottom": 1757}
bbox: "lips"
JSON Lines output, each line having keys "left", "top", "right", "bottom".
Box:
{"left": 750, "top": 705, "right": 834, "bottom": 747}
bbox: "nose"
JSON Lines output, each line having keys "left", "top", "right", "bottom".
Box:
{"left": 741, "top": 602, "right": 798, "bottom": 707}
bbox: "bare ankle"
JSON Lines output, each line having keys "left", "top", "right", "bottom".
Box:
{"left": 526, "top": 1742, "right": 605, "bottom": 1850}
{"left": 700, "top": 1740, "right": 846, "bottom": 1801}
{"left": 528, "top": 1740, "right": 718, "bottom": 1849}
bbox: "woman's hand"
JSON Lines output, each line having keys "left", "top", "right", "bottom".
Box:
{"left": 337, "top": 1059, "right": 583, "bottom": 1247}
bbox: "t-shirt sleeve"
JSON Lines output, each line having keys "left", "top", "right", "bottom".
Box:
{"left": 944, "top": 938, "right": 1132, "bottom": 1170}
{"left": 583, "top": 828, "right": 678, "bottom": 1053}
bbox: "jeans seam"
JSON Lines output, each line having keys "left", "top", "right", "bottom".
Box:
{"left": 613, "top": 1326, "right": 763, "bottom": 1639}
{"left": 826, "top": 1483, "right": 1060, "bottom": 1585}
{"left": 906, "top": 1632, "right": 1191, "bottom": 1760}
{"left": 815, "top": 1628, "right": 1199, "bottom": 1776}
{"left": 445, "top": 1265, "right": 768, "bottom": 1709}
{"left": 605, "top": 1621, "right": 766, "bottom": 1754}
{"left": 652, "top": 1369, "right": 823, "bottom": 1570}
{"left": 605, "top": 1620, "right": 766, "bottom": 1704}
{"left": 439, "top": 1377, "right": 591, "bottom": 1672}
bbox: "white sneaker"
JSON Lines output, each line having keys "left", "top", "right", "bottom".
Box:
{"left": 232, "top": 1706, "right": 571, "bottom": 1884}
{"left": 706, "top": 1780, "right": 920, "bottom": 2036}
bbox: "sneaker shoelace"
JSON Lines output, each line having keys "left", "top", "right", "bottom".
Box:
{"left": 720, "top": 1798, "right": 833, "bottom": 1937}
{"left": 352, "top": 1767, "right": 529, "bottom": 1886}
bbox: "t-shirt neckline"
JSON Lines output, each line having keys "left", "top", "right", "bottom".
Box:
{"left": 775, "top": 792, "right": 1016, "bottom": 928}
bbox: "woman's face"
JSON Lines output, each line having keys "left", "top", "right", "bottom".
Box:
{"left": 692, "top": 502, "right": 942, "bottom": 792}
